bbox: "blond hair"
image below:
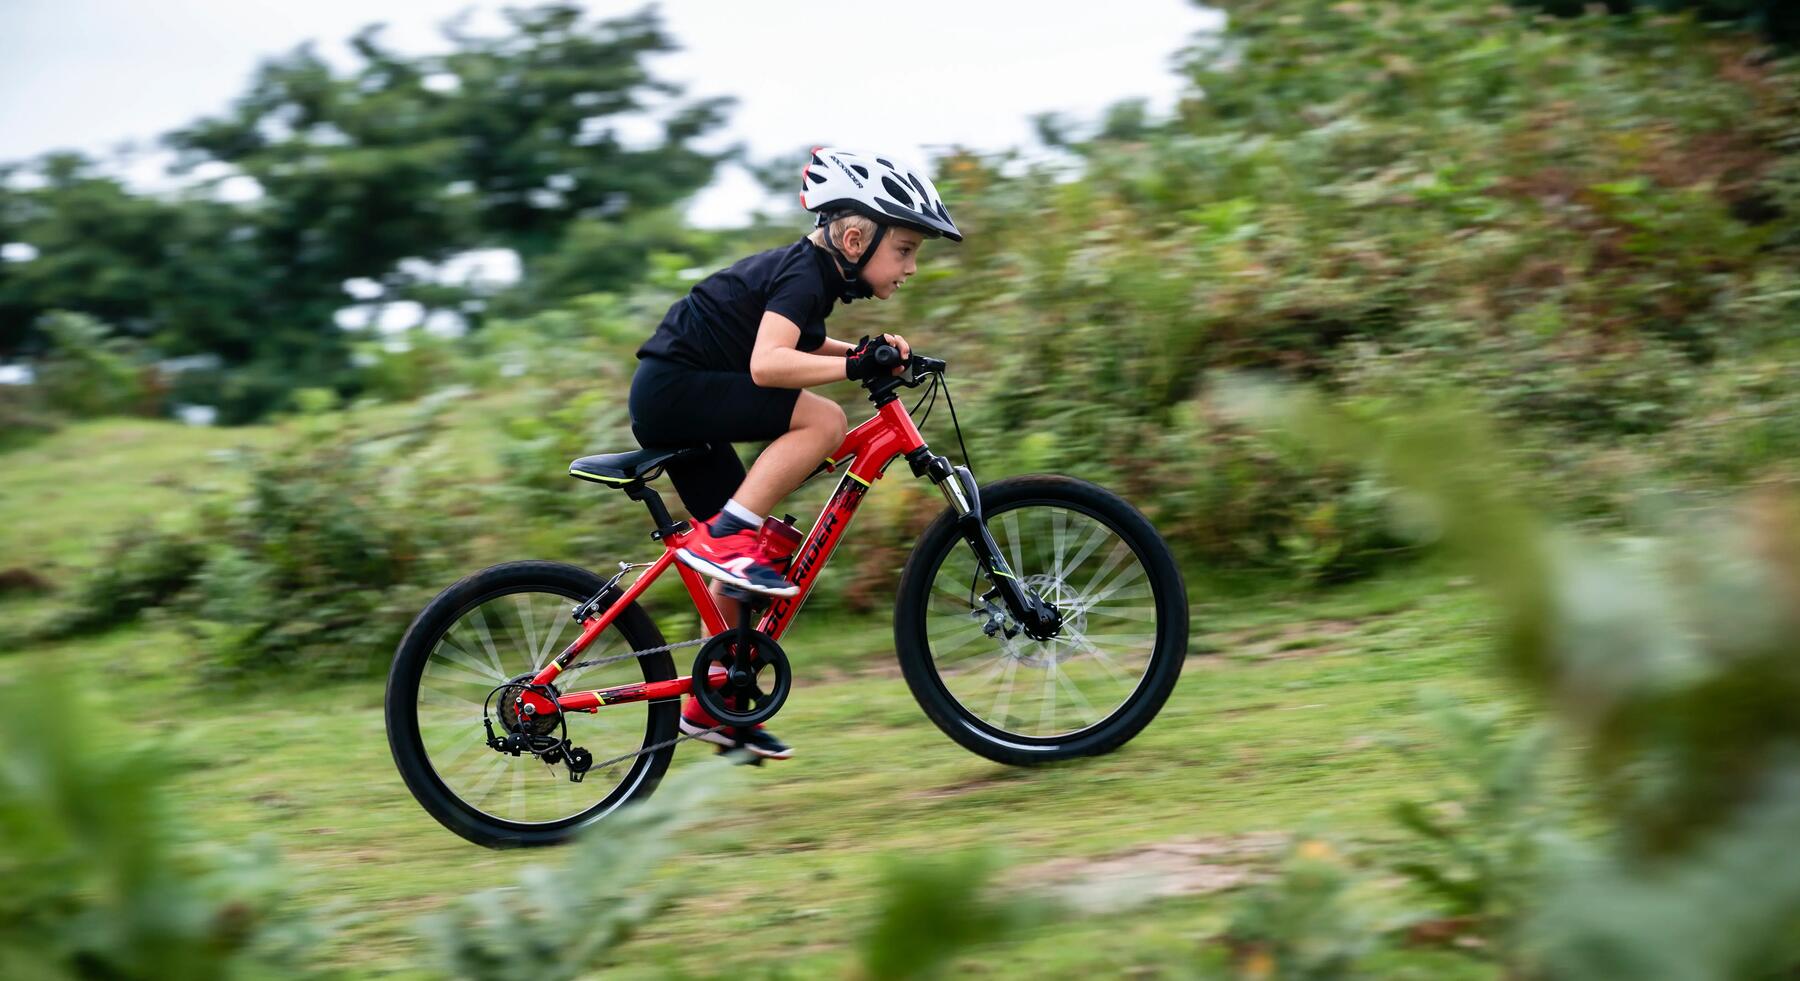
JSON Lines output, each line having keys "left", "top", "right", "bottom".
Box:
{"left": 808, "top": 212, "right": 878, "bottom": 253}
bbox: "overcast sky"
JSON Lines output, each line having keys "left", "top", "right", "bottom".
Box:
{"left": 0, "top": 1, "right": 1221, "bottom": 226}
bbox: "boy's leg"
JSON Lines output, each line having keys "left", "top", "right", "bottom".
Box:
{"left": 699, "top": 393, "right": 844, "bottom": 625}
{"left": 728, "top": 391, "right": 847, "bottom": 514}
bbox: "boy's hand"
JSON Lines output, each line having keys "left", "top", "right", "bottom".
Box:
{"left": 845, "top": 334, "right": 911, "bottom": 380}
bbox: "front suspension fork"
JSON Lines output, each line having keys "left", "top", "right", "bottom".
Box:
{"left": 911, "top": 450, "right": 1062, "bottom": 640}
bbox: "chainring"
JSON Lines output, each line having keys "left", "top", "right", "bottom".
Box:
{"left": 690, "top": 629, "right": 791, "bottom": 727}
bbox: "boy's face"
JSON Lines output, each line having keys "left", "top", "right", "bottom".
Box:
{"left": 847, "top": 226, "right": 926, "bottom": 300}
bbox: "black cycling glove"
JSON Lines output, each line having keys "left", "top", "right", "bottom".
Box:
{"left": 844, "top": 334, "right": 894, "bottom": 381}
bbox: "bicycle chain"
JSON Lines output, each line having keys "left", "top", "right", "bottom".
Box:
{"left": 561, "top": 633, "right": 747, "bottom": 772}
{"left": 586, "top": 722, "right": 729, "bottom": 772}
{"left": 564, "top": 635, "right": 707, "bottom": 673}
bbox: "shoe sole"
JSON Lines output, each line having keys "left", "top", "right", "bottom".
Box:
{"left": 680, "top": 720, "right": 793, "bottom": 759}
{"left": 675, "top": 548, "right": 800, "bottom": 597}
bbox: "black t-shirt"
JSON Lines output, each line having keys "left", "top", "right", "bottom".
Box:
{"left": 637, "top": 238, "right": 840, "bottom": 371}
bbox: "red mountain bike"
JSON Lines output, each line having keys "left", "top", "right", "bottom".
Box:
{"left": 386, "top": 345, "right": 1188, "bottom": 847}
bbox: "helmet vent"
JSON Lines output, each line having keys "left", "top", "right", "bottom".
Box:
{"left": 880, "top": 176, "right": 914, "bottom": 208}
{"left": 908, "top": 173, "right": 928, "bottom": 198}
{"left": 851, "top": 164, "right": 869, "bottom": 178}
{"left": 805, "top": 170, "right": 828, "bottom": 185}
{"left": 876, "top": 157, "right": 895, "bottom": 169}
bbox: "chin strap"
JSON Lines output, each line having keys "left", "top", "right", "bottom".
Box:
{"left": 815, "top": 212, "right": 886, "bottom": 303}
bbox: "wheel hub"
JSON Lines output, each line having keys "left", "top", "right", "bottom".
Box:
{"left": 1024, "top": 574, "right": 1083, "bottom": 639}
{"left": 497, "top": 676, "right": 561, "bottom": 738}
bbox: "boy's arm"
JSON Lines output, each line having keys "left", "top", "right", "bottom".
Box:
{"left": 749, "top": 312, "right": 854, "bottom": 388}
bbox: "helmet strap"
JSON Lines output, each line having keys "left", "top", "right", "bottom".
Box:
{"left": 818, "top": 213, "right": 886, "bottom": 303}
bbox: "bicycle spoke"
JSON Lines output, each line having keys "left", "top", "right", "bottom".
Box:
{"left": 924, "top": 502, "right": 1163, "bottom": 742}
{"left": 1075, "top": 562, "right": 1148, "bottom": 612}
{"left": 466, "top": 605, "right": 508, "bottom": 676}
{"left": 514, "top": 594, "right": 540, "bottom": 669}
{"left": 1037, "top": 654, "right": 1059, "bottom": 735}
{"left": 1052, "top": 662, "right": 1100, "bottom": 725}
{"left": 1002, "top": 511, "right": 1025, "bottom": 579}
{"left": 415, "top": 586, "right": 663, "bottom": 827}
{"left": 533, "top": 606, "right": 575, "bottom": 671}
{"left": 1060, "top": 522, "right": 1115, "bottom": 581}
{"left": 433, "top": 638, "right": 506, "bottom": 684}
{"left": 986, "top": 655, "right": 1020, "bottom": 727}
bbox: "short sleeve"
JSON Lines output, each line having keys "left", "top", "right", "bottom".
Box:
{"left": 764, "top": 252, "right": 826, "bottom": 350}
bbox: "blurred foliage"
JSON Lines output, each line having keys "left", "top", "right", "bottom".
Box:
{"left": 420, "top": 763, "right": 735, "bottom": 981}
{"left": 1215, "top": 839, "right": 1380, "bottom": 979}
{"left": 1384, "top": 694, "right": 1558, "bottom": 965}
{"left": 174, "top": 403, "right": 480, "bottom": 678}
{"left": 0, "top": 380, "right": 60, "bottom": 450}
{"left": 858, "top": 850, "right": 1043, "bottom": 981}
{"left": 33, "top": 310, "right": 155, "bottom": 418}
{"left": 52, "top": 397, "right": 483, "bottom": 678}
{"left": 1264, "top": 389, "right": 1800, "bottom": 977}
{"left": 58, "top": 522, "right": 210, "bottom": 637}
{"left": 824, "top": 0, "right": 1800, "bottom": 580}
{"left": 1518, "top": 0, "right": 1800, "bottom": 45}
{"left": 0, "top": 681, "right": 322, "bottom": 980}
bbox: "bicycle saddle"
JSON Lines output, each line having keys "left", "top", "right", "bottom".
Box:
{"left": 568, "top": 444, "right": 711, "bottom": 486}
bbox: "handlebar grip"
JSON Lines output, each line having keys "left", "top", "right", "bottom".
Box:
{"left": 873, "top": 344, "right": 902, "bottom": 367}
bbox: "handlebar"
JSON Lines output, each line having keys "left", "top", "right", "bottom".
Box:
{"left": 864, "top": 342, "right": 945, "bottom": 389}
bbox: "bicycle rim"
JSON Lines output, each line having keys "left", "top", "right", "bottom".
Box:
{"left": 922, "top": 500, "right": 1162, "bottom": 741}
{"left": 413, "top": 586, "right": 659, "bottom": 826}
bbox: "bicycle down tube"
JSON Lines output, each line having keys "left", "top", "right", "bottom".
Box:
{"left": 528, "top": 396, "right": 930, "bottom": 715}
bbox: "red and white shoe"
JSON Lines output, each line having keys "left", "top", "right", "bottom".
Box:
{"left": 676, "top": 515, "right": 799, "bottom": 597}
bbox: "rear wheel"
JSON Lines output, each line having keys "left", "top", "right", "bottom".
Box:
{"left": 894, "top": 475, "right": 1188, "bottom": 765}
{"left": 385, "top": 561, "right": 678, "bottom": 848}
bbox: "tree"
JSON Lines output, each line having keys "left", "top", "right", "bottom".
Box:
{"left": 163, "top": 2, "right": 730, "bottom": 326}
{"left": 1, "top": 4, "right": 729, "bottom": 418}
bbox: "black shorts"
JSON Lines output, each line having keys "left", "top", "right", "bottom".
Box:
{"left": 627, "top": 355, "right": 801, "bottom": 520}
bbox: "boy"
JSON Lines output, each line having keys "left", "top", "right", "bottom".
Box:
{"left": 628, "top": 147, "right": 963, "bottom": 759}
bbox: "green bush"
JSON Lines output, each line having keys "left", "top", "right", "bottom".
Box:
{"left": 858, "top": 850, "right": 1038, "bottom": 981}
{"left": 419, "top": 762, "right": 737, "bottom": 981}
{"left": 1385, "top": 694, "right": 1558, "bottom": 965}
{"left": 1276, "top": 393, "right": 1800, "bottom": 976}
{"left": 59, "top": 523, "right": 209, "bottom": 636}
{"left": 0, "top": 680, "right": 322, "bottom": 980}
{"left": 0, "top": 383, "right": 59, "bottom": 451}
{"left": 1216, "top": 840, "right": 1380, "bottom": 979}
{"left": 33, "top": 310, "right": 153, "bottom": 418}
{"left": 175, "top": 413, "right": 478, "bottom": 678}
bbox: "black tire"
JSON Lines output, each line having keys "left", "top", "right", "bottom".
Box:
{"left": 385, "top": 561, "right": 679, "bottom": 848}
{"left": 894, "top": 475, "right": 1188, "bottom": 765}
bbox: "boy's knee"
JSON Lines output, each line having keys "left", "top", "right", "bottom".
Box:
{"left": 797, "top": 394, "right": 847, "bottom": 441}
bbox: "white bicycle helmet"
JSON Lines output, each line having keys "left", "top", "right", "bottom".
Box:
{"left": 800, "top": 146, "right": 962, "bottom": 242}
{"left": 800, "top": 146, "right": 961, "bottom": 301}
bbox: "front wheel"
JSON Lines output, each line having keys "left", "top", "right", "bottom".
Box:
{"left": 894, "top": 475, "right": 1188, "bottom": 765}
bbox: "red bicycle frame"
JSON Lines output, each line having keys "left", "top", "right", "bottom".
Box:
{"left": 518, "top": 396, "right": 930, "bottom": 716}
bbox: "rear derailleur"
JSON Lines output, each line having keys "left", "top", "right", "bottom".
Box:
{"left": 484, "top": 675, "right": 594, "bottom": 783}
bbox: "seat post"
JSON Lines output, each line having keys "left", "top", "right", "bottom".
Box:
{"left": 625, "top": 483, "right": 686, "bottom": 540}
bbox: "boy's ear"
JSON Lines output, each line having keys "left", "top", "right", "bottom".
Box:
{"left": 839, "top": 224, "right": 865, "bottom": 261}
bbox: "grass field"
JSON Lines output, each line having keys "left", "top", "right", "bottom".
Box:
{"left": 1, "top": 414, "right": 1514, "bottom": 978}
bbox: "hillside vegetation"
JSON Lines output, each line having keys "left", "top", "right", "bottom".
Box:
{"left": 6, "top": 2, "right": 1800, "bottom": 978}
